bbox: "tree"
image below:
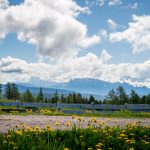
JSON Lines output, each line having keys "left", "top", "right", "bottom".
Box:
{"left": 36, "top": 87, "right": 44, "bottom": 103}
{"left": 60, "top": 94, "right": 65, "bottom": 103}
{"left": 4, "top": 82, "right": 12, "bottom": 99}
{"left": 21, "top": 89, "right": 34, "bottom": 102}
{"left": 129, "top": 90, "right": 140, "bottom": 104}
{"left": 89, "top": 95, "right": 96, "bottom": 104}
{"left": 0, "top": 83, "right": 2, "bottom": 99}
{"left": 105, "top": 89, "right": 118, "bottom": 104}
{"left": 53, "top": 91, "right": 59, "bottom": 103}
{"left": 116, "top": 86, "right": 129, "bottom": 104}
{"left": 11, "top": 83, "right": 20, "bottom": 100}
{"left": 145, "top": 94, "right": 150, "bottom": 104}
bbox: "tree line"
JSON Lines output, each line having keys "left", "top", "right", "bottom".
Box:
{"left": 0, "top": 82, "right": 97, "bottom": 104}
{"left": 104, "top": 86, "right": 150, "bottom": 104}
{"left": 0, "top": 83, "right": 150, "bottom": 104}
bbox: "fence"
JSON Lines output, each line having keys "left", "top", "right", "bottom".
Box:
{"left": 0, "top": 102, "right": 150, "bottom": 111}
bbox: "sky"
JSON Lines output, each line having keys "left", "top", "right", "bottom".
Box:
{"left": 0, "top": 0, "right": 150, "bottom": 87}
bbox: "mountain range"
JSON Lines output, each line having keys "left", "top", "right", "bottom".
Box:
{"left": 13, "top": 78, "right": 150, "bottom": 100}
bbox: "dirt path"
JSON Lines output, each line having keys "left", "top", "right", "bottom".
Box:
{"left": 0, "top": 115, "right": 149, "bottom": 133}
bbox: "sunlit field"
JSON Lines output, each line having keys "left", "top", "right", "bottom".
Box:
{"left": 0, "top": 115, "right": 150, "bottom": 150}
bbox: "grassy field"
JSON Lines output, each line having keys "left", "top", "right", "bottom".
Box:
{"left": 0, "top": 107, "right": 150, "bottom": 118}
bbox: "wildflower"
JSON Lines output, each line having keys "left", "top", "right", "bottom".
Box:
{"left": 72, "top": 115, "right": 76, "bottom": 119}
{"left": 34, "top": 126, "right": 41, "bottom": 131}
{"left": 21, "top": 124, "right": 27, "bottom": 128}
{"left": 144, "top": 141, "right": 149, "bottom": 145}
{"left": 129, "top": 148, "right": 134, "bottom": 150}
{"left": 47, "top": 127, "right": 52, "bottom": 132}
{"left": 120, "top": 134, "right": 126, "bottom": 137}
{"left": 46, "top": 125, "right": 51, "bottom": 129}
{"left": 80, "top": 135, "right": 83, "bottom": 138}
{"left": 96, "top": 143, "right": 103, "bottom": 148}
{"left": 107, "top": 118, "right": 111, "bottom": 121}
{"left": 99, "top": 121, "right": 105, "bottom": 126}
{"left": 93, "top": 130, "right": 98, "bottom": 133}
{"left": 55, "top": 121, "right": 60, "bottom": 126}
{"left": 26, "top": 126, "right": 33, "bottom": 131}
{"left": 125, "top": 140, "right": 131, "bottom": 144}
{"left": 78, "top": 117, "right": 82, "bottom": 122}
{"left": 90, "top": 118, "right": 98, "bottom": 123}
{"left": 65, "top": 122, "right": 71, "bottom": 127}
{"left": 64, "top": 148, "right": 69, "bottom": 150}
{"left": 15, "top": 130, "right": 22, "bottom": 135}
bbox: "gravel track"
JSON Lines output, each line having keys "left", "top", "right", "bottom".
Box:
{"left": 0, "top": 115, "right": 149, "bottom": 133}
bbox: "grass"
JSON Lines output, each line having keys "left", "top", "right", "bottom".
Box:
{"left": 83, "top": 110, "right": 150, "bottom": 118}
{"left": 0, "top": 121, "right": 149, "bottom": 150}
{"left": 0, "top": 107, "right": 150, "bottom": 118}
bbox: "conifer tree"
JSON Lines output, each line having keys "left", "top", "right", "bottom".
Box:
{"left": 0, "top": 83, "right": 2, "bottom": 99}
{"left": 36, "top": 87, "right": 44, "bottom": 103}
{"left": 4, "top": 82, "right": 12, "bottom": 99}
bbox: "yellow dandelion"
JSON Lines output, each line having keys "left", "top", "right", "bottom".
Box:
{"left": 71, "top": 115, "right": 76, "bottom": 119}
{"left": 64, "top": 148, "right": 69, "bottom": 150}
{"left": 78, "top": 117, "right": 82, "bottom": 122}
{"left": 15, "top": 130, "right": 22, "bottom": 135}
{"left": 55, "top": 121, "right": 60, "bottom": 126}
{"left": 65, "top": 122, "right": 71, "bottom": 127}
{"left": 129, "top": 148, "right": 134, "bottom": 150}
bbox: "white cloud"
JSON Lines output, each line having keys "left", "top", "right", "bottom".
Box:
{"left": 79, "top": 35, "right": 101, "bottom": 48}
{"left": 109, "top": 15, "right": 150, "bottom": 53}
{"left": 1, "top": 54, "right": 150, "bottom": 88}
{"left": 98, "top": 0, "right": 105, "bottom": 6}
{"left": 130, "top": 2, "right": 138, "bottom": 9}
{"left": 100, "top": 49, "right": 112, "bottom": 63}
{"left": 108, "top": 0, "right": 122, "bottom": 6}
{"left": 98, "top": 29, "right": 108, "bottom": 40}
{"left": 107, "top": 19, "right": 118, "bottom": 30}
{"left": 0, "top": 0, "right": 100, "bottom": 60}
{"left": 0, "top": 0, "right": 9, "bottom": 9}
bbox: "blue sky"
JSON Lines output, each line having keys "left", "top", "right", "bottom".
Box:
{"left": 0, "top": 0, "right": 150, "bottom": 87}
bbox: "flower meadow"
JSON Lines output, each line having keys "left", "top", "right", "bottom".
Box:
{"left": 0, "top": 116, "right": 150, "bottom": 150}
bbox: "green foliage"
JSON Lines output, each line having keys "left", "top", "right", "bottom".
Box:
{"left": 21, "top": 88, "right": 35, "bottom": 102}
{"left": 4, "top": 83, "right": 20, "bottom": 100}
{"left": 0, "top": 83, "right": 2, "bottom": 99}
{"left": 36, "top": 87, "right": 44, "bottom": 103}
{"left": 0, "top": 124, "right": 149, "bottom": 150}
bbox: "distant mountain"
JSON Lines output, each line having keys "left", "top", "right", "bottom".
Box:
{"left": 3, "top": 78, "right": 149, "bottom": 100}
{"left": 49, "top": 78, "right": 150, "bottom": 97}
{"left": 2, "top": 84, "right": 102, "bottom": 99}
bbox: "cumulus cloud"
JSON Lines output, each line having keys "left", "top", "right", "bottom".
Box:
{"left": 0, "top": 0, "right": 9, "bottom": 9}
{"left": 107, "top": 19, "right": 117, "bottom": 30}
{"left": 100, "top": 49, "right": 112, "bottom": 63}
{"left": 0, "top": 0, "right": 100, "bottom": 59}
{"left": 109, "top": 15, "right": 150, "bottom": 53}
{"left": 108, "top": 0, "right": 122, "bottom": 6}
{"left": 1, "top": 54, "right": 150, "bottom": 88}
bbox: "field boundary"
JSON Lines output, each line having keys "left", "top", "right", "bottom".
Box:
{"left": 0, "top": 102, "right": 150, "bottom": 111}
